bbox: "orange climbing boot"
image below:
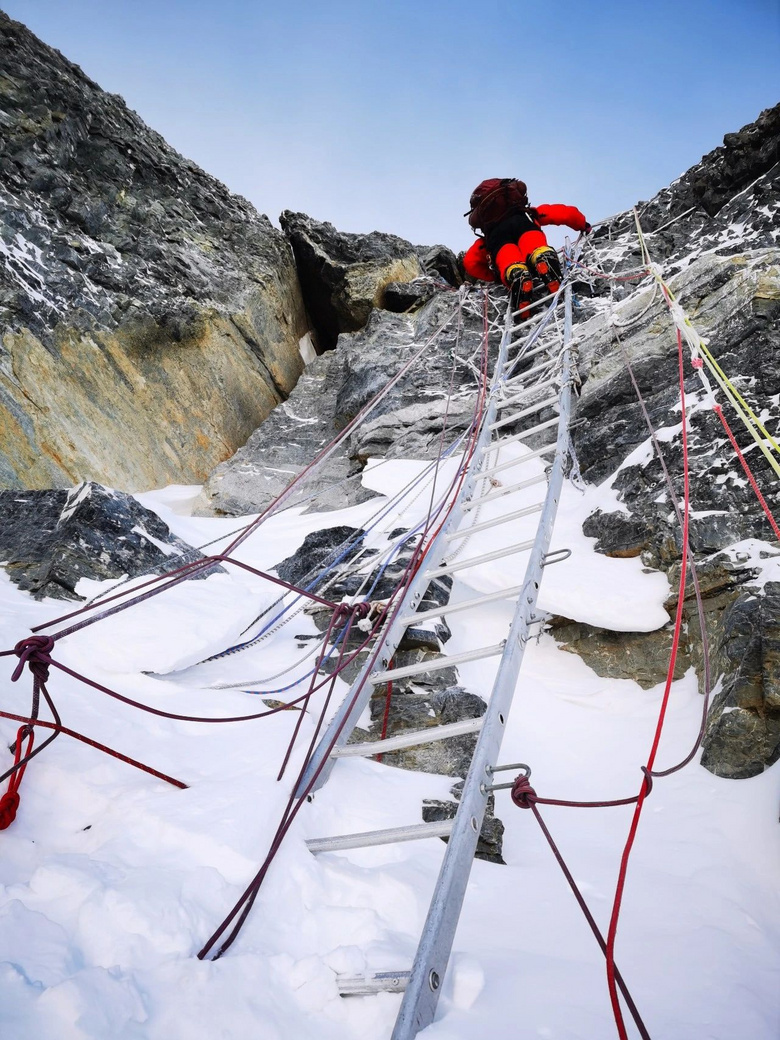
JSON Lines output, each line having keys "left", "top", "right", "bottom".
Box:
{"left": 528, "top": 246, "right": 562, "bottom": 294}
{"left": 505, "top": 262, "right": 534, "bottom": 321}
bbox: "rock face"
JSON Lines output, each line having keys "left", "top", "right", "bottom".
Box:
{"left": 197, "top": 289, "right": 498, "bottom": 516}
{"left": 0, "top": 12, "right": 308, "bottom": 491}
{"left": 558, "top": 104, "right": 780, "bottom": 778}
{"left": 0, "top": 481, "right": 212, "bottom": 600}
{"left": 280, "top": 210, "right": 424, "bottom": 352}
{"left": 597, "top": 102, "right": 780, "bottom": 262}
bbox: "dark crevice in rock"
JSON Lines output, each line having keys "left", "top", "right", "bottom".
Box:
{"left": 280, "top": 209, "right": 424, "bottom": 352}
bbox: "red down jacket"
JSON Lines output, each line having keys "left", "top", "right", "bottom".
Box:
{"left": 463, "top": 205, "right": 589, "bottom": 283}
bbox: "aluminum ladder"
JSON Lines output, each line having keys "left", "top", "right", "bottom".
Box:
{"left": 299, "top": 269, "right": 579, "bottom": 1037}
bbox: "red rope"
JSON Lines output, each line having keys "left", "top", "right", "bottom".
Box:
{"left": 0, "top": 725, "right": 34, "bottom": 829}
{"left": 604, "top": 325, "right": 691, "bottom": 1039}
{"left": 0, "top": 708, "right": 187, "bottom": 789}
{"left": 713, "top": 404, "right": 780, "bottom": 540}
{"left": 196, "top": 291, "right": 494, "bottom": 961}
{"left": 511, "top": 776, "right": 651, "bottom": 1040}
{"left": 613, "top": 326, "right": 712, "bottom": 778}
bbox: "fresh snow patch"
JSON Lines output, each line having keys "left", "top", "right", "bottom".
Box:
{"left": 0, "top": 461, "right": 777, "bottom": 1040}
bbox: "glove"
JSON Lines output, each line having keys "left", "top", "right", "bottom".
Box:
{"left": 583, "top": 222, "right": 592, "bottom": 234}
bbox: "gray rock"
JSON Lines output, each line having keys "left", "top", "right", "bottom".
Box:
{"left": 280, "top": 210, "right": 422, "bottom": 352}
{"left": 423, "top": 782, "right": 505, "bottom": 864}
{"left": 701, "top": 583, "right": 780, "bottom": 778}
{"left": 414, "top": 244, "right": 463, "bottom": 287}
{"left": 198, "top": 289, "right": 503, "bottom": 516}
{"left": 275, "top": 525, "right": 366, "bottom": 589}
{"left": 360, "top": 684, "right": 486, "bottom": 777}
{"left": 0, "top": 481, "right": 215, "bottom": 600}
{"left": 382, "top": 279, "right": 438, "bottom": 313}
{"left": 0, "top": 12, "right": 308, "bottom": 491}
{"left": 588, "top": 103, "right": 780, "bottom": 274}
{"left": 561, "top": 106, "right": 780, "bottom": 779}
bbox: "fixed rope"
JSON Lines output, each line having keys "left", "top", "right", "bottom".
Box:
{"left": 197, "top": 289, "right": 495, "bottom": 961}
{"left": 632, "top": 209, "right": 780, "bottom": 483}
{"left": 1, "top": 291, "right": 473, "bottom": 827}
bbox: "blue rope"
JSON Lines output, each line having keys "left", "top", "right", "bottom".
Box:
{"left": 240, "top": 620, "right": 349, "bottom": 696}
{"left": 202, "top": 435, "right": 468, "bottom": 663}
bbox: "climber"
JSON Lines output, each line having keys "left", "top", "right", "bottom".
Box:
{"left": 463, "top": 178, "right": 591, "bottom": 319}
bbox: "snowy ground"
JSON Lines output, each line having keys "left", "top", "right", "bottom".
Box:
{"left": 1, "top": 454, "right": 779, "bottom": 1039}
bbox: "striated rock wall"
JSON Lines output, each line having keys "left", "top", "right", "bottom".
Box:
{"left": 197, "top": 289, "right": 497, "bottom": 516}
{"left": 559, "top": 104, "right": 780, "bottom": 778}
{"left": 0, "top": 12, "right": 308, "bottom": 490}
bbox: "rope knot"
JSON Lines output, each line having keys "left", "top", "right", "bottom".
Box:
{"left": 11, "top": 635, "right": 55, "bottom": 684}
{"left": 510, "top": 773, "right": 538, "bottom": 810}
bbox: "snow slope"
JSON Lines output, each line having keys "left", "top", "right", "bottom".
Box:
{"left": 0, "top": 463, "right": 778, "bottom": 1040}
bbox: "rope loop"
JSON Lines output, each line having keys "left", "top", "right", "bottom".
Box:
{"left": 0, "top": 791, "right": 20, "bottom": 829}
{"left": 11, "top": 635, "right": 55, "bottom": 684}
{"left": 9, "top": 724, "right": 33, "bottom": 755}
{"left": 0, "top": 724, "right": 36, "bottom": 830}
{"left": 510, "top": 773, "right": 539, "bottom": 810}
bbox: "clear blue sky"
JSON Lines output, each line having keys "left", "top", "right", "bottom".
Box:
{"left": 4, "top": 0, "right": 779, "bottom": 250}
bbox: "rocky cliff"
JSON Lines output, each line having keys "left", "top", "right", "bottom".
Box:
{"left": 0, "top": 11, "right": 308, "bottom": 491}
{"left": 199, "top": 104, "right": 780, "bottom": 782}
{"left": 3, "top": 11, "right": 778, "bottom": 788}
{"left": 564, "top": 103, "right": 780, "bottom": 777}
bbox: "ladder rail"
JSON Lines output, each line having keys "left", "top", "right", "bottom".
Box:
{"left": 390, "top": 275, "right": 578, "bottom": 1040}
{"left": 293, "top": 297, "right": 518, "bottom": 797}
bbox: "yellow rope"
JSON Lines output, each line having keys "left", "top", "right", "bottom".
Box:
{"left": 633, "top": 210, "right": 780, "bottom": 480}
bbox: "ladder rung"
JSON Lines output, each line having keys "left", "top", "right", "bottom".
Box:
{"left": 446, "top": 502, "right": 542, "bottom": 540}
{"left": 331, "top": 717, "right": 484, "bottom": 758}
{"left": 496, "top": 388, "right": 558, "bottom": 414}
{"left": 372, "top": 642, "right": 505, "bottom": 684}
{"left": 503, "top": 337, "right": 553, "bottom": 364}
{"left": 425, "top": 538, "right": 536, "bottom": 579}
{"left": 499, "top": 375, "right": 556, "bottom": 399}
{"left": 512, "top": 293, "right": 557, "bottom": 319}
{"left": 307, "top": 820, "right": 453, "bottom": 854}
{"left": 503, "top": 315, "right": 545, "bottom": 343}
{"left": 462, "top": 472, "right": 547, "bottom": 511}
{"left": 338, "top": 971, "right": 411, "bottom": 997}
{"left": 480, "top": 444, "right": 557, "bottom": 478}
{"left": 502, "top": 414, "right": 560, "bottom": 441}
{"left": 492, "top": 394, "right": 558, "bottom": 427}
{"left": 401, "top": 584, "right": 524, "bottom": 627}
{"left": 502, "top": 355, "right": 557, "bottom": 385}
